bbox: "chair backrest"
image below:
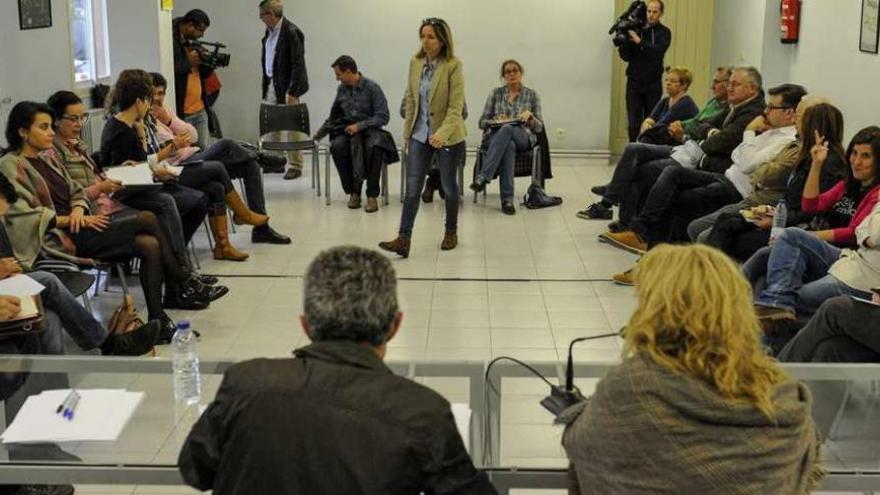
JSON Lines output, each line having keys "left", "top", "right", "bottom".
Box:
{"left": 260, "top": 103, "right": 310, "bottom": 137}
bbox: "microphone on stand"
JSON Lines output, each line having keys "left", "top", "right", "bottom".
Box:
{"left": 540, "top": 330, "right": 624, "bottom": 417}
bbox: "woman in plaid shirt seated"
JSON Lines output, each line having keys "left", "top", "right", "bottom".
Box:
{"left": 469, "top": 59, "right": 543, "bottom": 215}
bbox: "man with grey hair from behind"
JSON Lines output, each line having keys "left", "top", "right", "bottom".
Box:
{"left": 179, "top": 246, "right": 497, "bottom": 494}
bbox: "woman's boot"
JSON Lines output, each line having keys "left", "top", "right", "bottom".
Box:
{"left": 226, "top": 190, "right": 269, "bottom": 226}
{"left": 378, "top": 236, "right": 411, "bottom": 258}
{"left": 209, "top": 215, "right": 250, "bottom": 261}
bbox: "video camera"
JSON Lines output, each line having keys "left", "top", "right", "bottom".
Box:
{"left": 190, "top": 40, "right": 231, "bottom": 70}
{"left": 609, "top": 0, "right": 647, "bottom": 47}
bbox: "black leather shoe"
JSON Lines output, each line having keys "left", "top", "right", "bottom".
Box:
{"left": 501, "top": 200, "right": 516, "bottom": 215}
{"left": 156, "top": 315, "right": 176, "bottom": 345}
{"left": 469, "top": 177, "right": 487, "bottom": 193}
{"left": 200, "top": 284, "right": 229, "bottom": 302}
{"left": 591, "top": 183, "right": 609, "bottom": 196}
{"left": 252, "top": 225, "right": 292, "bottom": 244}
{"left": 197, "top": 273, "right": 219, "bottom": 285}
{"left": 100, "top": 320, "right": 160, "bottom": 356}
{"left": 164, "top": 282, "right": 211, "bottom": 310}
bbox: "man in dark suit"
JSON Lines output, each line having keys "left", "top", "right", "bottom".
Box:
{"left": 178, "top": 246, "right": 496, "bottom": 494}
{"left": 259, "top": 0, "right": 309, "bottom": 180}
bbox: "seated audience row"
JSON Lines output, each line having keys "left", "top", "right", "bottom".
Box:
{"left": 584, "top": 64, "right": 880, "bottom": 362}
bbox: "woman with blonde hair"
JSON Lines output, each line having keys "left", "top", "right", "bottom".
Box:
{"left": 561, "top": 244, "right": 824, "bottom": 494}
{"left": 379, "top": 17, "right": 466, "bottom": 258}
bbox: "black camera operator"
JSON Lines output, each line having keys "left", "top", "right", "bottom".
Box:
{"left": 173, "top": 9, "right": 226, "bottom": 148}
{"left": 615, "top": 0, "right": 671, "bottom": 142}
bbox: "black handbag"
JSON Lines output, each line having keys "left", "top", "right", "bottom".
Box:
{"left": 522, "top": 183, "right": 563, "bottom": 209}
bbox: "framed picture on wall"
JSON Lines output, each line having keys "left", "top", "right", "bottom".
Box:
{"left": 18, "top": 0, "right": 52, "bottom": 30}
{"left": 861, "top": 0, "right": 880, "bottom": 54}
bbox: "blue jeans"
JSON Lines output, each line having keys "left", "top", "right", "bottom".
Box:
{"left": 752, "top": 228, "right": 871, "bottom": 317}
{"left": 604, "top": 142, "right": 674, "bottom": 205}
{"left": 28, "top": 271, "right": 107, "bottom": 351}
{"left": 399, "top": 139, "right": 464, "bottom": 237}
{"left": 184, "top": 109, "right": 210, "bottom": 150}
{"left": 478, "top": 125, "right": 531, "bottom": 201}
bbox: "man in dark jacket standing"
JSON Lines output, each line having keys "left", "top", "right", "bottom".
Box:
{"left": 618, "top": 0, "right": 671, "bottom": 142}
{"left": 172, "top": 9, "right": 213, "bottom": 149}
{"left": 178, "top": 246, "right": 496, "bottom": 495}
{"left": 259, "top": 0, "right": 309, "bottom": 180}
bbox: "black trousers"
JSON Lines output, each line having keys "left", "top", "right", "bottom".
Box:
{"left": 625, "top": 78, "right": 663, "bottom": 142}
{"left": 631, "top": 167, "right": 741, "bottom": 245}
{"left": 330, "top": 134, "right": 382, "bottom": 197}
{"left": 778, "top": 296, "right": 880, "bottom": 362}
{"left": 707, "top": 212, "right": 773, "bottom": 262}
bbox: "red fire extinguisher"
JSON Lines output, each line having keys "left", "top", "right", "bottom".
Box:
{"left": 781, "top": 0, "right": 801, "bottom": 44}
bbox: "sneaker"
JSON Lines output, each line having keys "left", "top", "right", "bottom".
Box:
{"left": 469, "top": 176, "right": 487, "bottom": 193}
{"left": 283, "top": 168, "right": 302, "bottom": 180}
{"left": 440, "top": 231, "right": 458, "bottom": 250}
{"left": 598, "top": 230, "right": 647, "bottom": 254}
{"left": 501, "top": 200, "right": 516, "bottom": 215}
{"left": 347, "top": 194, "right": 362, "bottom": 209}
{"left": 576, "top": 202, "right": 613, "bottom": 220}
{"left": 612, "top": 268, "right": 635, "bottom": 286}
{"left": 590, "top": 184, "right": 609, "bottom": 196}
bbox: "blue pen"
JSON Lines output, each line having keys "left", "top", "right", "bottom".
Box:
{"left": 66, "top": 394, "right": 81, "bottom": 420}
{"left": 55, "top": 390, "right": 76, "bottom": 415}
{"left": 62, "top": 391, "right": 80, "bottom": 420}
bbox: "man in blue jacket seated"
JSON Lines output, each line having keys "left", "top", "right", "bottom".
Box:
{"left": 178, "top": 245, "right": 496, "bottom": 495}
{"left": 313, "top": 55, "right": 397, "bottom": 213}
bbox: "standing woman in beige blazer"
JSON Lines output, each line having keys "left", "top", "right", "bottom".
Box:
{"left": 380, "top": 18, "right": 466, "bottom": 258}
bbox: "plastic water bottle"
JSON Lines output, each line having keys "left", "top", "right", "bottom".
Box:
{"left": 770, "top": 199, "right": 788, "bottom": 242}
{"left": 172, "top": 320, "right": 201, "bottom": 406}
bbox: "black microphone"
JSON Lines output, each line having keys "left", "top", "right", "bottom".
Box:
{"left": 540, "top": 330, "right": 624, "bottom": 417}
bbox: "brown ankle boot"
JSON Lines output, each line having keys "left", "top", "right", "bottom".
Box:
{"left": 364, "top": 197, "right": 378, "bottom": 213}
{"left": 209, "top": 215, "right": 249, "bottom": 261}
{"left": 226, "top": 191, "right": 269, "bottom": 226}
{"left": 378, "top": 236, "right": 410, "bottom": 258}
{"left": 440, "top": 231, "right": 457, "bottom": 250}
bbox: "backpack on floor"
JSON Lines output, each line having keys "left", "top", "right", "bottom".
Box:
{"left": 108, "top": 294, "right": 154, "bottom": 356}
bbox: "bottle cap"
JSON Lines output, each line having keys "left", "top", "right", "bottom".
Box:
{"left": 176, "top": 320, "right": 191, "bottom": 331}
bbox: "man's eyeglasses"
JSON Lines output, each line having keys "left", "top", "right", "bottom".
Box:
{"left": 60, "top": 114, "right": 89, "bottom": 124}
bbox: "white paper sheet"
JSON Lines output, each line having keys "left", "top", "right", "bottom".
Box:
{"left": 0, "top": 274, "right": 45, "bottom": 297}
{"left": 104, "top": 162, "right": 155, "bottom": 186}
{"left": 1, "top": 389, "right": 144, "bottom": 444}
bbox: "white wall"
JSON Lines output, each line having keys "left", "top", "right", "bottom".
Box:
{"left": 713, "top": 0, "right": 880, "bottom": 141}
{"left": 173, "top": 0, "right": 615, "bottom": 151}
{"left": 0, "top": 0, "right": 74, "bottom": 148}
{"left": 710, "top": 0, "right": 767, "bottom": 69}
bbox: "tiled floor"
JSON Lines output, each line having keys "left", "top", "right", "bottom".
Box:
{"left": 64, "top": 156, "right": 870, "bottom": 494}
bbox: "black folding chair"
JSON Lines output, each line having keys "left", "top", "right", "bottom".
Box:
{"left": 472, "top": 138, "right": 543, "bottom": 203}
{"left": 258, "top": 103, "right": 320, "bottom": 197}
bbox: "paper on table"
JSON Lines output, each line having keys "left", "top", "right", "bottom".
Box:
{"left": 105, "top": 162, "right": 155, "bottom": 186}
{"left": 451, "top": 403, "right": 472, "bottom": 453}
{"left": 0, "top": 274, "right": 45, "bottom": 298}
{"left": 1, "top": 389, "right": 145, "bottom": 444}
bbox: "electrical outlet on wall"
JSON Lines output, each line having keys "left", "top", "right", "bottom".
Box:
{"left": 555, "top": 128, "right": 566, "bottom": 141}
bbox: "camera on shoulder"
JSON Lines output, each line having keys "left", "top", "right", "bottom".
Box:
{"left": 609, "top": 0, "right": 647, "bottom": 47}
{"left": 190, "top": 40, "right": 231, "bottom": 70}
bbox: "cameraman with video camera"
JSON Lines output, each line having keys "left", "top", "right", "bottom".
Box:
{"left": 615, "top": 0, "right": 671, "bottom": 142}
{"left": 173, "top": 9, "right": 216, "bottom": 149}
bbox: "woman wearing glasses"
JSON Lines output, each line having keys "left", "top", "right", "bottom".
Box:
{"left": 469, "top": 59, "right": 543, "bottom": 215}
{"left": 380, "top": 17, "right": 466, "bottom": 258}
